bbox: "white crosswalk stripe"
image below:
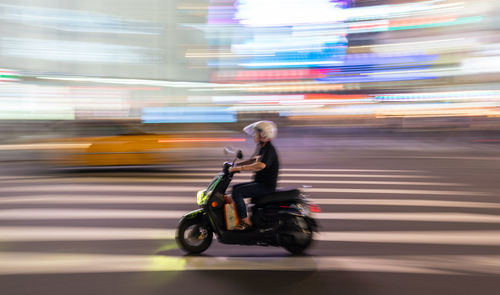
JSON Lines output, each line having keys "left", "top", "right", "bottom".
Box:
{"left": 1, "top": 209, "right": 500, "bottom": 223}
{"left": 2, "top": 252, "right": 500, "bottom": 275}
{"left": 181, "top": 168, "right": 427, "bottom": 173}
{"left": 154, "top": 173, "right": 438, "bottom": 178}
{"left": 313, "top": 198, "right": 500, "bottom": 208}
{"left": 0, "top": 167, "right": 499, "bottom": 276}
{"left": 0, "top": 184, "right": 485, "bottom": 196}
{"left": 1, "top": 196, "right": 499, "bottom": 209}
{"left": 0, "top": 227, "right": 176, "bottom": 241}
{"left": 0, "top": 195, "right": 198, "bottom": 204}
{"left": 306, "top": 187, "right": 487, "bottom": 195}
{"left": 317, "top": 230, "right": 500, "bottom": 245}
{"left": 0, "top": 177, "right": 464, "bottom": 186}
{"left": 0, "top": 168, "right": 429, "bottom": 182}
{"left": 175, "top": 167, "right": 425, "bottom": 173}
{"left": 1, "top": 227, "right": 500, "bottom": 245}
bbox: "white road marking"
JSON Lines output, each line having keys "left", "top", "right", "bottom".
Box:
{"left": 317, "top": 230, "right": 500, "bottom": 245}
{"left": 0, "top": 227, "right": 175, "bottom": 241}
{"left": 1, "top": 227, "right": 500, "bottom": 246}
{"left": 182, "top": 168, "right": 427, "bottom": 173}
{"left": 2, "top": 196, "right": 498, "bottom": 209}
{"left": 0, "top": 168, "right": 428, "bottom": 182}
{"left": 0, "top": 185, "right": 204, "bottom": 193}
{"left": 0, "top": 185, "right": 483, "bottom": 196}
{"left": 307, "top": 188, "right": 487, "bottom": 196}
{"left": 1, "top": 252, "right": 500, "bottom": 275}
{"left": 4, "top": 252, "right": 495, "bottom": 275}
{"left": 284, "top": 168, "right": 426, "bottom": 173}
{"left": 1, "top": 166, "right": 497, "bottom": 277}
{"left": 0, "top": 196, "right": 196, "bottom": 204}
{"left": 318, "top": 212, "right": 500, "bottom": 223}
{"left": 0, "top": 177, "right": 462, "bottom": 186}
{"left": 311, "top": 199, "right": 500, "bottom": 209}
{"left": 375, "top": 156, "right": 500, "bottom": 161}
{"left": 284, "top": 180, "right": 459, "bottom": 186}
{"left": 0, "top": 209, "right": 499, "bottom": 223}
{"left": 0, "top": 176, "right": 47, "bottom": 180}
{"left": 0, "top": 209, "right": 187, "bottom": 219}
{"left": 169, "top": 173, "right": 436, "bottom": 178}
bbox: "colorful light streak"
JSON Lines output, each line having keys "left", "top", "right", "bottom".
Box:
{"left": 158, "top": 138, "right": 245, "bottom": 143}
{"left": 142, "top": 107, "right": 237, "bottom": 123}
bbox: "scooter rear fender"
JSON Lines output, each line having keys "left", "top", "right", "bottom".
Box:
{"left": 276, "top": 210, "right": 319, "bottom": 232}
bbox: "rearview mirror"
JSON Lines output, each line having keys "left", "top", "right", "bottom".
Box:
{"left": 224, "top": 146, "right": 235, "bottom": 155}
{"left": 224, "top": 146, "right": 243, "bottom": 160}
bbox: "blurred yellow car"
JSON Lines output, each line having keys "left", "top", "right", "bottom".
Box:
{"left": 41, "top": 122, "right": 245, "bottom": 167}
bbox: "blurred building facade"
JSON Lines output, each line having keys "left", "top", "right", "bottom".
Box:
{"left": 0, "top": 0, "right": 208, "bottom": 81}
{"left": 0, "top": 0, "right": 499, "bottom": 143}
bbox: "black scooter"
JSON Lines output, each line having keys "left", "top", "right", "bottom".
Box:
{"left": 176, "top": 149, "right": 319, "bottom": 255}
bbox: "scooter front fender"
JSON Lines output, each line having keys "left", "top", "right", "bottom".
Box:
{"left": 178, "top": 208, "right": 220, "bottom": 236}
{"left": 179, "top": 208, "right": 205, "bottom": 223}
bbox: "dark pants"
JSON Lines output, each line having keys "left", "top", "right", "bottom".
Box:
{"left": 231, "top": 181, "right": 275, "bottom": 219}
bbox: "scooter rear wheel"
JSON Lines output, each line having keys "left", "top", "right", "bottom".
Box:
{"left": 280, "top": 216, "right": 313, "bottom": 255}
{"left": 176, "top": 218, "right": 213, "bottom": 254}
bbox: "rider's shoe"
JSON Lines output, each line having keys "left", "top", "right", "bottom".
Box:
{"left": 233, "top": 222, "right": 250, "bottom": 231}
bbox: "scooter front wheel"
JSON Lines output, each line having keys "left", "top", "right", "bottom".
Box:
{"left": 176, "top": 218, "right": 213, "bottom": 254}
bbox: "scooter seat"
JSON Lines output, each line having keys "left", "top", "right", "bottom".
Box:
{"left": 252, "top": 189, "right": 301, "bottom": 206}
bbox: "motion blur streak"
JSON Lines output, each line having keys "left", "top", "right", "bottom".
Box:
{"left": 157, "top": 138, "right": 246, "bottom": 143}
{"left": 1, "top": 1, "right": 500, "bottom": 294}
{"left": 0, "top": 0, "right": 498, "bottom": 158}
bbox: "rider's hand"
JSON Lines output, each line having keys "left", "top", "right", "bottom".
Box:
{"left": 229, "top": 166, "right": 241, "bottom": 173}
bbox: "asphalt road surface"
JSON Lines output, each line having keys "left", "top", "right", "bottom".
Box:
{"left": 0, "top": 135, "right": 499, "bottom": 295}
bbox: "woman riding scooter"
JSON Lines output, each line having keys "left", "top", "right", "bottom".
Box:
{"left": 175, "top": 120, "right": 318, "bottom": 254}
{"left": 229, "top": 121, "right": 279, "bottom": 230}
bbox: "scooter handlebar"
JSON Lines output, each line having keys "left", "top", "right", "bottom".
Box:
{"left": 223, "top": 161, "right": 240, "bottom": 175}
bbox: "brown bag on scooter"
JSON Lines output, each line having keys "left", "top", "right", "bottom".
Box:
{"left": 224, "top": 195, "right": 240, "bottom": 230}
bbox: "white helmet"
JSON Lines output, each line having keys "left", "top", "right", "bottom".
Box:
{"left": 243, "top": 121, "right": 277, "bottom": 142}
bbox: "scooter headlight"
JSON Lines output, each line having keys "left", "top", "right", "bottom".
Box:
{"left": 197, "top": 190, "right": 208, "bottom": 206}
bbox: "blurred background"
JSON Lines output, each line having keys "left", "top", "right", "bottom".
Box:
{"left": 1, "top": 1, "right": 500, "bottom": 293}
{"left": 0, "top": 0, "right": 499, "bottom": 165}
